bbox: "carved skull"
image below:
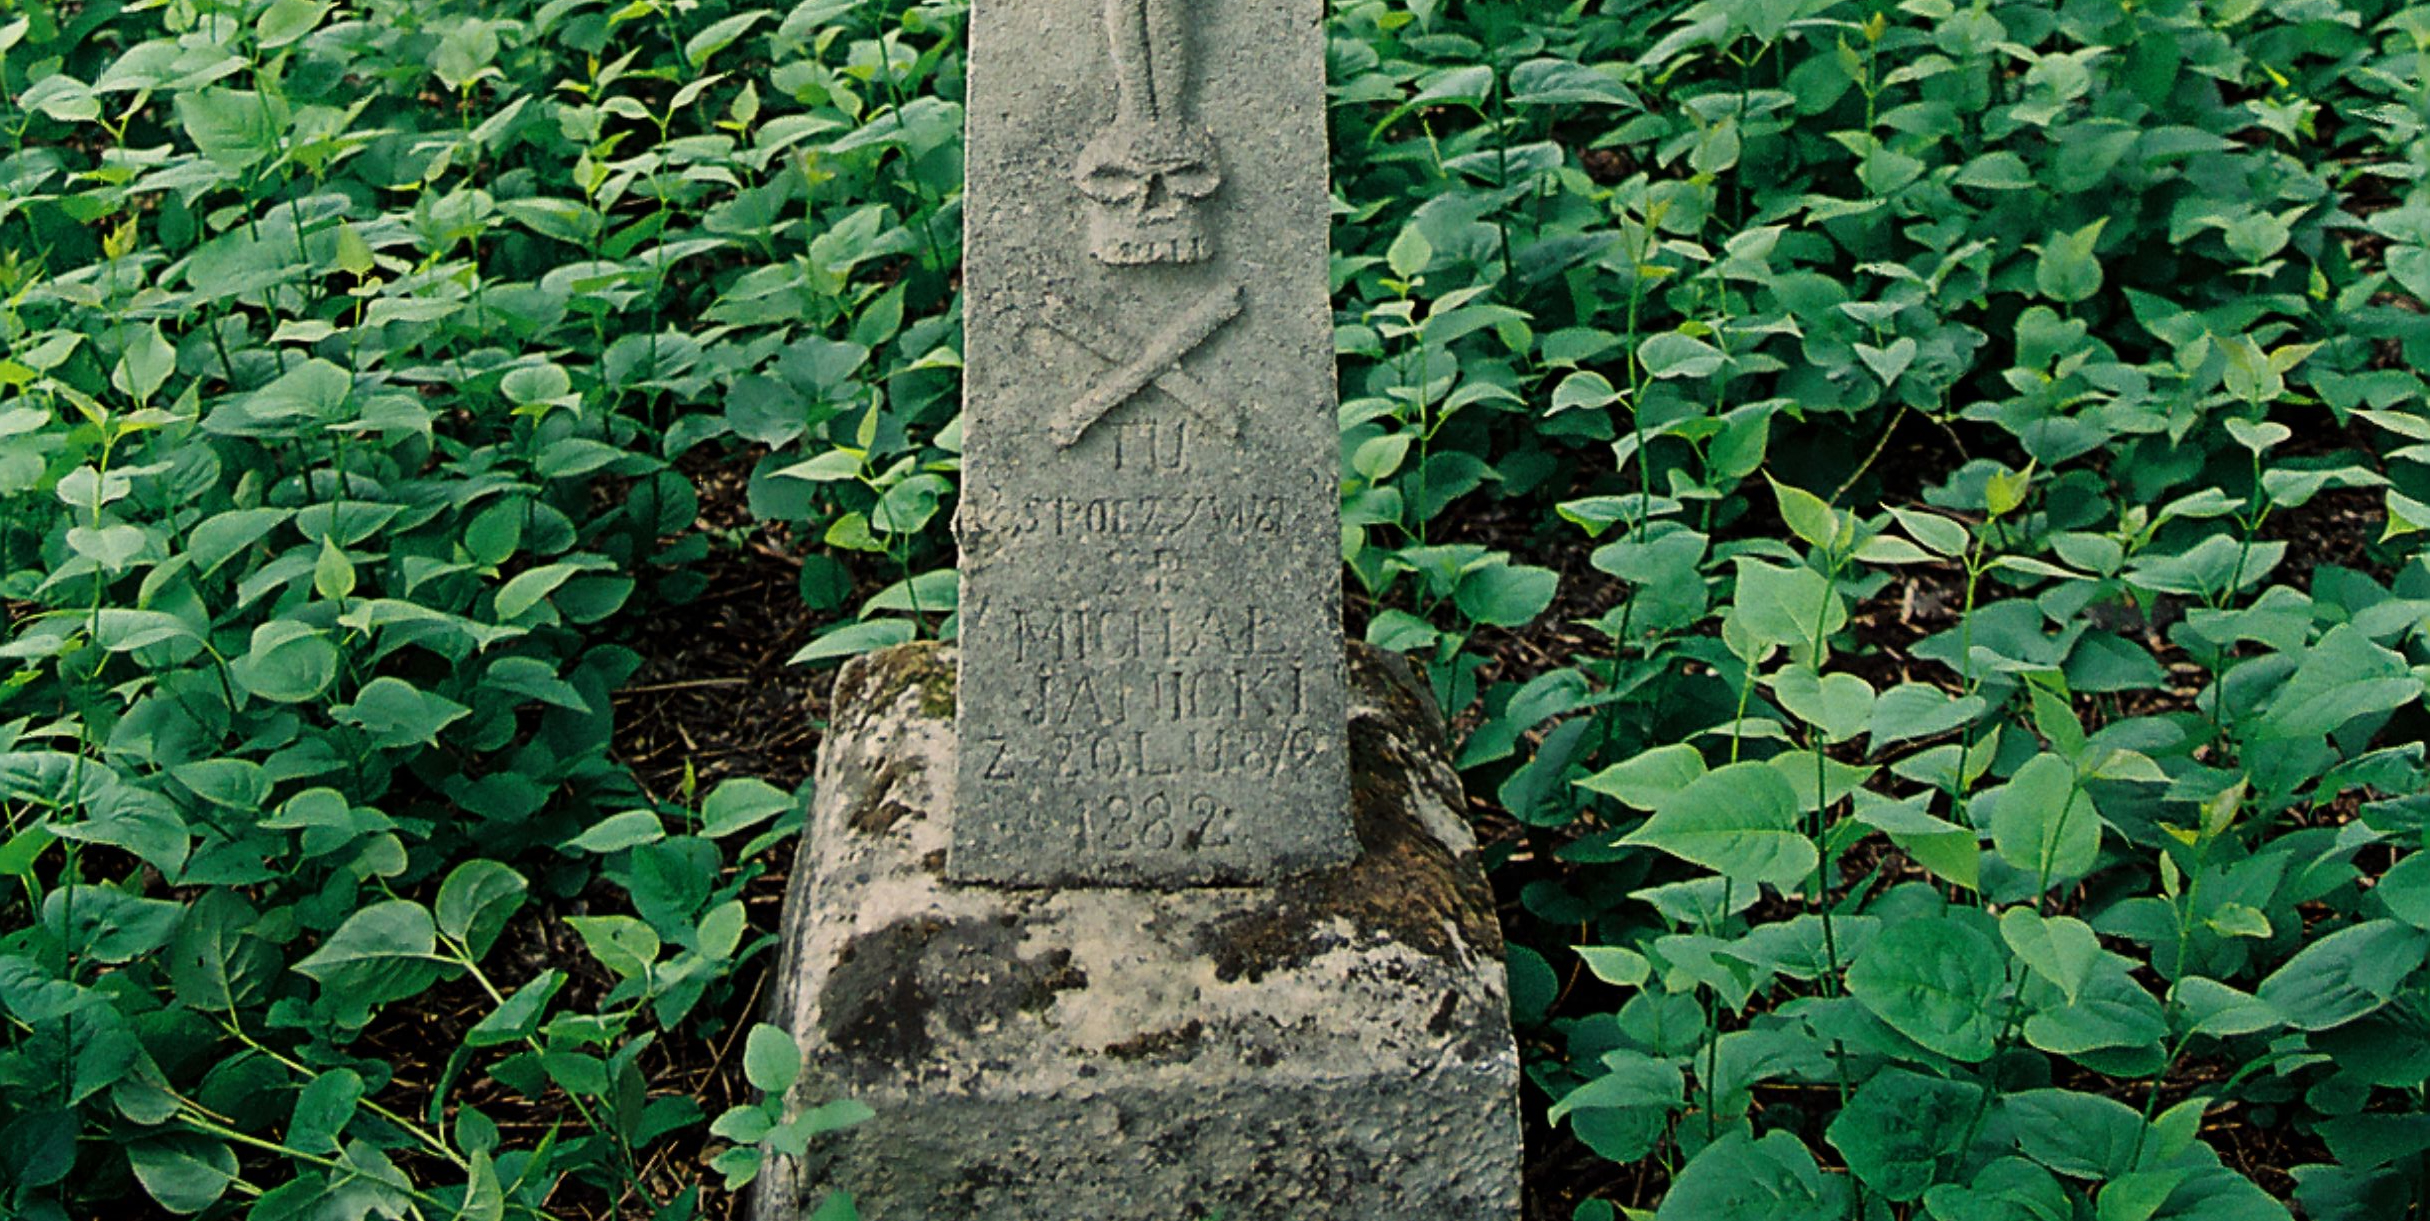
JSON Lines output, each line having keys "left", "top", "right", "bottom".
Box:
{"left": 1076, "top": 121, "right": 1222, "bottom": 266}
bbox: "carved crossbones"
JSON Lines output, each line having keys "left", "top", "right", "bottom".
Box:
{"left": 1075, "top": 0, "right": 1221, "bottom": 265}
{"left": 1034, "top": 283, "right": 1245, "bottom": 447}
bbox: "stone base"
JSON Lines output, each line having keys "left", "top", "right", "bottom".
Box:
{"left": 747, "top": 643, "right": 1521, "bottom": 1221}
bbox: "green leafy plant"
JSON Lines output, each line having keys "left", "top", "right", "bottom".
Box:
{"left": 1313, "top": 0, "right": 2430, "bottom": 1217}
{"left": 7, "top": 0, "right": 2430, "bottom": 1217}
{"left": 0, "top": 0, "right": 941, "bottom": 1214}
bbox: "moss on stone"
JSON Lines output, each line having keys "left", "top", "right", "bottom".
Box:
{"left": 831, "top": 642, "right": 956, "bottom": 737}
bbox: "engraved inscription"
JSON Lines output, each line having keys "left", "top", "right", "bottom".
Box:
{"left": 1083, "top": 792, "right": 1237, "bottom": 852}
{"left": 1016, "top": 663, "right": 1312, "bottom": 726}
{"left": 994, "top": 605, "right": 1299, "bottom": 664}
{"left": 1043, "top": 283, "right": 1243, "bottom": 447}
{"left": 1105, "top": 420, "right": 1194, "bottom": 471}
{"left": 976, "top": 724, "right": 1327, "bottom": 786}
{"left": 997, "top": 493, "right": 1294, "bottom": 539}
{"left": 1075, "top": 0, "right": 1222, "bottom": 265}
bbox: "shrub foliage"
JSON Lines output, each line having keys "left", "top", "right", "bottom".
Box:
{"left": 3, "top": 0, "right": 2428, "bottom": 1218}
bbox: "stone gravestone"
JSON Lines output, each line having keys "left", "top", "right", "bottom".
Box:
{"left": 951, "top": 0, "right": 1354, "bottom": 887}
{"left": 748, "top": 0, "right": 1522, "bottom": 1215}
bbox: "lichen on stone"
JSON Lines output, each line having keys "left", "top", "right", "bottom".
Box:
{"left": 1101, "top": 1018, "right": 1207, "bottom": 1062}
{"left": 844, "top": 757, "right": 925, "bottom": 836}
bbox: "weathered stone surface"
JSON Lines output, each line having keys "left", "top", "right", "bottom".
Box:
{"left": 750, "top": 643, "right": 1521, "bottom": 1220}
{"left": 954, "top": 0, "right": 1353, "bottom": 887}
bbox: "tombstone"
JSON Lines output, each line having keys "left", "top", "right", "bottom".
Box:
{"left": 747, "top": 0, "right": 1522, "bottom": 1215}
{"left": 950, "top": 0, "right": 1354, "bottom": 887}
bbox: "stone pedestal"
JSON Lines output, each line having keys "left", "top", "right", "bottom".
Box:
{"left": 748, "top": 642, "right": 1521, "bottom": 1220}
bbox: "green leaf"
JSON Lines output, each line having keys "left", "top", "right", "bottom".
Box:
{"left": 2204, "top": 902, "right": 2271, "bottom": 939}
{"left": 112, "top": 323, "right": 176, "bottom": 402}
{"left": 467, "top": 970, "right": 565, "bottom": 1047}
{"left": 2224, "top": 418, "right": 2290, "bottom": 455}
{"left": 2170, "top": 976, "right": 2280, "bottom": 1038}
{"left": 127, "top": 1133, "right": 239, "bottom": 1214}
{"left": 0, "top": 1109, "right": 75, "bottom": 1191}
{"left": 68, "top": 524, "right": 147, "bottom": 572}
{"left": 1854, "top": 336, "right": 1917, "bottom": 387}
{"left": 1921, "top": 1158, "right": 2070, "bottom": 1221}
{"left": 51, "top": 792, "right": 190, "bottom": 878}
{"left": 1574, "top": 945, "right": 1650, "bottom": 987}
{"left": 1729, "top": 559, "right": 1845, "bottom": 657}
{"left": 789, "top": 618, "right": 917, "bottom": 666}
{"left": 1768, "top": 666, "right": 1874, "bottom": 743}
{"left": 1656, "top": 1130, "right": 1847, "bottom": 1221}
{"left": 1352, "top": 432, "right": 1413, "bottom": 481}
{"left": 2379, "top": 853, "right": 2430, "bottom": 928}
{"left": 187, "top": 507, "right": 291, "bottom": 577}
{"left": 1825, "top": 1069, "right": 1982, "bottom": 1201}
{"left": 744, "top": 1023, "right": 802, "bottom": 1094}
{"left": 1386, "top": 223, "right": 1434, "bottom": 280}
{"left": 2254, "top": 920, "right": 2429, "bottom": 1030}
{"left": 287, "top": 1069, "right": 362, "bottom": 1155}
{"left": 2003, "top": 1088, "right": 2146, "bottom": 1179}
{"left": 1768, "top": 476, "right": 1837, "bottom": 549}
{"left": 313, "top": 534, "right": 356, "bottom": 601}
{"left": 1869, "top": 684, "right": 1982, "bottom": 751}
{"left": 335, "top": 677, "right": 471, "bottom": 749}
{"left": 168, "top": 890, "right": 271, "bottom": 1014}
{"left": 568, "top": 809, "right": 667, "bottom": 854}
{"left": 1846, "top": 917, "right": 2006, "bottom": 1061}
{"left": 255, "top": 0, "right": 330, "bottom": 47}
{"left": 435, "top": 861, "right": 527, "bottom": 960}
{"left": 871, "top": 474, "right": 948, "bottom": 535}
{"left": 233, "top": 357, "right": 351, "bottom": 427}
{"left": 459, "top": 1152, "right": 506, "bottom": 1221}
{"left": 496, "top": 561, "right": 606, "bottom": 619}
{"left": 1576, "top": 742, "right": 1706, "bottom": 810}
{"left": 2253, "top": 623, "right": 2417, "bottom": 741}
{"left": 46, "top": 886, "right": 179, "bottom": 964}
{"left": 1853, "top": 794, "right": 1980, "bottom": 891}
{"left": 1506, "top": 58, "right": 1636, "bottom": 106}
{"left": 565, "top": 915, "right": 658, "bottom": 981}
{"left": 1549, "top": 1050, "right": 1682, "bottom": 1123}
{"left": 773, "top": 450, "right": 864, "bottom": 483}
{"left": 704, "top": 778, "right": 796, "bottom": 837}
{"left": 2023, "top": 967, "right": 2167, "bottom": 1057}
{"left": 1890, "top": 507, "right": 1971, "bottom": 556}
{"left": 1999, "top": 909, "right": 2104, "bottom": 1004}
{"left": 231, "top": 620, "right": 340, "bottom": 704}
{"left": 1550, "top": 371, "right": 1618, "bottom": 415}
{"left": 1454, "top": 561, "right": 1558, "bottom": 627}
{"left": 295, "top": 900, "right": 440, "bottom": 979}
{"left": 1621, "top": 761, "right": 1816, "bottom": 888}
{"left": 685, "top": 11, "right": 766, "bottom": 67}
{"left": 1505, "top": 943, "right": 1556, "bottom": 1026}
{"left": 2034, "top": 218, "right": 2106, "bottom": 304}
{"left": 1639, "top": 331, "right": 1727, "bottom": 379}
{"left": 1954, "top": 150, "right": 2035, "bottom": 189}
{"left": 1990, "top": 754, "right": 2100, "bottom": 889}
